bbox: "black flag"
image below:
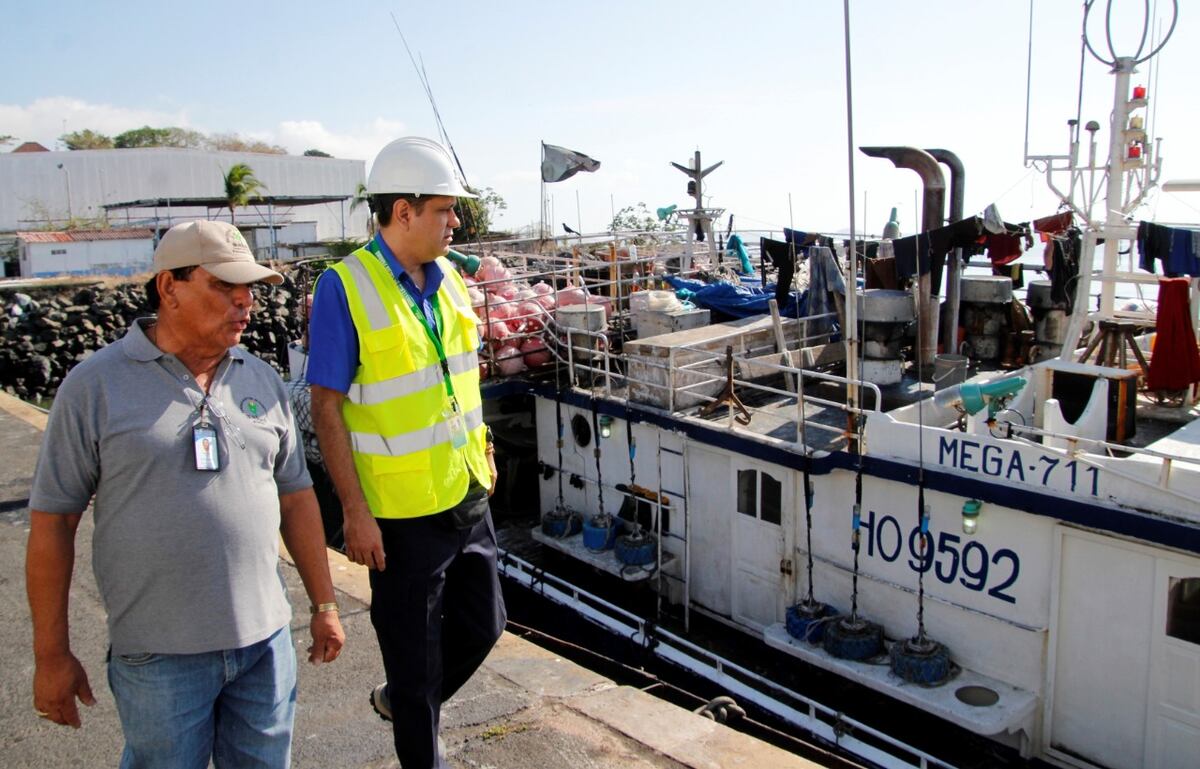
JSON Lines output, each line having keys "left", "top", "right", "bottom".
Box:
{"left": 541, "top": 143, "right": 601, "bottom": 183}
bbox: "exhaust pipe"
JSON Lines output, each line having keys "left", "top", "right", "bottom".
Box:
{"left": 859, "top": 146, "right": 946, "bottom": 372}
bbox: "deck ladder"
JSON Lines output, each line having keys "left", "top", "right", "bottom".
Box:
{"left": 655, "top": 433, "right": 692, "bottom": 632}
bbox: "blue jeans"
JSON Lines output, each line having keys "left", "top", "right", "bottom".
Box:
{"left": 107, "top": 625, "right": 297, "bottom": 769}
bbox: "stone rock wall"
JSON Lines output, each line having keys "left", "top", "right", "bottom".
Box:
{"left": 1, "top": 277, "right": 305, "bottom": 402}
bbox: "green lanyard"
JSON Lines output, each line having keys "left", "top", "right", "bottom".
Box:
{"left": 371, "top": 246, "right": 458, "bottom": 406}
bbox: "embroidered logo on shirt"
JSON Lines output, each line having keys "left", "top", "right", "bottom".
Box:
{"left": 240, "top": 397, "right": 266, "bottom": 422}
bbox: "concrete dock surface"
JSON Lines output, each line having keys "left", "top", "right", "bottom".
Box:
{"left": 0, "top": 392, "right": 827, "bottom": 769}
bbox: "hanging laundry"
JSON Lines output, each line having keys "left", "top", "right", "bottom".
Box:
{"left": 760, "top": 236, "right": 798, "bottom": 267}
{"left": 1147, "top": 278, "right": 1200, "bottom": 391}
{"left": 1033, "top": 211, "right": 1073, "bottom": 236}
{"left": 865, "top": 238, "right": 899, "bottom": 290}
{"left": 761, "top": 237, "right": 800, "bottom": 310}
{"left": 992, "top": 262, "right": 1024, "bottom": 289}
{"left": 841, "top": 239, "right": 878, "bottom": 261}
{"left": 806, "top": 246, "right": 847, "bottom": 339}
{"left": 985, "top": 231, "right": 1025, "bottom": 265}
{"left": 892, "top": 216, "right": 984, "bottom": 292}
{"left": 891, "top": 231, "right": 932, "bottom": 283}
{"left": 783, "top": 227, "right": 808, "bottom": 247}
{"left": 928, "top": 217, "right": 986, "bottom": 260}
{"left": 983, "top": 203, "right": 1006, "bottom": 234}
{"left": 1048, "top": 228, "right": 1081, "bottom": 312}
{"left": 1137, "top": 221, "right": 1200, "bottom": 276}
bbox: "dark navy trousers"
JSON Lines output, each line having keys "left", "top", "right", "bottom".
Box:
{"left": 369, "top": 504, "right": 506, "bottom": 769}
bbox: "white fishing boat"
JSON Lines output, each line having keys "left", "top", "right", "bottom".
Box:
{"left": 290, "top": 3, "right": 1198, "bottom": 767}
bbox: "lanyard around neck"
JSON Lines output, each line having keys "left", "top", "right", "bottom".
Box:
{"left": 369, "top": 244, "right": 456, "bottom": 404}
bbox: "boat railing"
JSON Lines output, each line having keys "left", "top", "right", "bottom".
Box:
{"left": 498, "top": 550, "right": 957, "bottom": 769}
{"left": 467, "top": 242, "right": 884, "bottom": 448}
{"left": 519, "top": 311, "right": 879, "bottom": 451}
{"left": 995, "top": 419, "right": 1200, "bottom": 503}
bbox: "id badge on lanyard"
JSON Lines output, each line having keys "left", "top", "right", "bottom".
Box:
{"left": 193, "top": 421, "right": 220, "bottom": 471}
{"left": 444, "top": 399, "right": 468, "bottom": 450}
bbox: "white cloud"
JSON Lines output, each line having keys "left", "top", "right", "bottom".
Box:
{"left": 273, "top": 117, "right": 406, "bottom": 164}
{"left": 0, "top": 97, "right": 190, "bottom": 148}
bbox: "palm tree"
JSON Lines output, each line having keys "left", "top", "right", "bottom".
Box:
{"left": 349, "top": 181, "right": 374, "bottom": 237}
{"left": 223, "top": 163, "right": 266, "bottom": 225}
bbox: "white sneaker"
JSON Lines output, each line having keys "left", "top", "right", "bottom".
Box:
{"left": 370, "top": 682, "right": 392, "bottom": 721}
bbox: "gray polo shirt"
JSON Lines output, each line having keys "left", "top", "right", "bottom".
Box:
{"left": 30, "top": 319, "right": 312, "bottom": 655}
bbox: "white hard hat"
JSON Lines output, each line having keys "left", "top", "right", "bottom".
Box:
{"left": 366, "top": 136, "right": 477, "bottom": 198}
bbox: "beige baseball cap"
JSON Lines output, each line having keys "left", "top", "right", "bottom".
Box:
{"left": 153, "top": 220, "right": 283, "bottom": 285}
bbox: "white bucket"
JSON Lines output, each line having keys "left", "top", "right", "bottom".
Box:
{"left": 629, "top": 290, "right": 678, "bottom": 314}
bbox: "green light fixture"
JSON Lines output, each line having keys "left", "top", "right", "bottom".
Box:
{"left": 962, "top": 499, "right": 982, "bottom": 535}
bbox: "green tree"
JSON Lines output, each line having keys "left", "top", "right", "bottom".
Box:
{"left": 114, "top": 126, "right": 171, "bottom": 148}
{"left": 208, "top": 133, "right": 287, "bottom": 154}
{"left": 60, "top": 129, "right": 114, "bottom": 150}
{"left": 608, "top": 202, "right": 677, "bottom": 233}
{"left": 162, "top": 127, "right": 206, "bottom": 148}
{"left": 113, "top": 125, "right": 205, "bottom": 149}
{"left": 0, "top": 135, "right": 16, "bottom": 148}
{"left": 349, "top": 182, "right": 374, "bottom": 237}
{"left": 303, "top": 148, "right": 332, "bottom": 157}
{"left": 453, "top": 186, "right": 507, "bottom": 242}
{"left": 223, "top": 163, "right": 267, "bottom": 225}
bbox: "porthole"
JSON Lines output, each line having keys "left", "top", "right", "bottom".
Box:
{"left": 571, "top": 414, "right": 592, "bottom": 447}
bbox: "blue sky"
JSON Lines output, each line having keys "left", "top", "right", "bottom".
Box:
{"left": 3, "top": 1, "right": 1196, "bottom": 236}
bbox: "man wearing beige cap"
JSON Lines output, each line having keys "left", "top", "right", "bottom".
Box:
{"left": 26, "top": 219, "right": 345, "bottom": 768}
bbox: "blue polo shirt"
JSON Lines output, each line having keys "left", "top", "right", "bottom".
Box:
{"left": 307, "top": 235, "right": 445, "bottom": 395}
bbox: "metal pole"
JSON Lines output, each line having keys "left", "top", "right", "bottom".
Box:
{"left": 1101, "top": 57, "right": 1135, "bottom": 318}
{"left": 540, "top": 142, "right": 546, "bottom": 240}
{"left": 927, "top": 149, "right": 965, "bottom": 355}
{"left": 842, "top": 0, "right": 860, "bottom": 411}
{"left": 56, "top": 163, "right": 73, "bottom": 223}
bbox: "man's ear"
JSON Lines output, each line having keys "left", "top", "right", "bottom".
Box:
{"left": 156, "top": 271, "right": 180, "bottom": 309}
{"left": 392, "top": 198, "right": 412, "bottom": 230}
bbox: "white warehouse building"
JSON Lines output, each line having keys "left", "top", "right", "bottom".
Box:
{"left": 0, "top": 147, "right": 370, "bottom": 244}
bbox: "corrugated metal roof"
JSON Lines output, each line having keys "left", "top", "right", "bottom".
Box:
{"left": 16, "top": 229, "right": 154, "bottom": 243}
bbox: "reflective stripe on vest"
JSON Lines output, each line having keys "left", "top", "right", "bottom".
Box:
{"left": 350, "top": 404, "right": 484, "bottom": 456}
{"left": 346, "top": 349, "right": 477, "bottom": 406}
{"left": 331, "top": 247, "right": 489, "bottom": 519}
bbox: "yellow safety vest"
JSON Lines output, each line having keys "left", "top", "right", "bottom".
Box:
{"left": 329, "top": 242, "right": 490, "bottom": 519}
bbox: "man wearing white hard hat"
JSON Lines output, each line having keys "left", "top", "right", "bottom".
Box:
{"left": 308, "top": 138, "right": 504, "bottom": 768}
{"left": 27, "top": 219, "right": 345, "bottom": 766}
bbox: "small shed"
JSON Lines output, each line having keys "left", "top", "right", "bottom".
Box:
{"left": 17, "top": 229, "right": 155, "bottom": 278}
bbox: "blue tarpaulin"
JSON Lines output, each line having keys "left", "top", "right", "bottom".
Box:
{"left": 663, "top": 274, "right": 805, "bottom": 319}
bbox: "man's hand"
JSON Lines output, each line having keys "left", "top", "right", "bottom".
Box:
{"left": 343, "top": 504, "right": 386, "bottom": 570}
{"left": 32, "top": 652, "right": 95, "bottom": 728}
{"left": 311, "top": 385, "right": 385, "bottom": 569}
{"left": 307, "top": 611, "right": 346, "bottom": 664}
{"left": 487, "top": 447, "right": 498, "bottom": 497}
